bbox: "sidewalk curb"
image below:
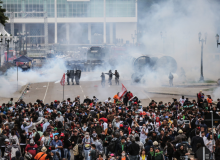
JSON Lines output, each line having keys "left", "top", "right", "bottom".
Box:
{"left": 17, "top": 83, "right": 30, "bottom": 102}
{"left": 144, "top": 90, "right": 197, "bottom": 97}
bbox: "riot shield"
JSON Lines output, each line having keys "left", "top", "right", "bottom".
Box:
{"left": 76, "top": 70, "right": 81, "bottom": 79}
{"left": 70, "top": 70, "right": 75, "bottom": 78}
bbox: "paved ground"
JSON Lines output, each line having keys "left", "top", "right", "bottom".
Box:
{"left": 19, "top": 79, "right": 211, "bottom": 106}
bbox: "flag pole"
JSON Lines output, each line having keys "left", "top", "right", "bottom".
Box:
{"left": 63, "top": 84, "right": 64, "bottom": 102}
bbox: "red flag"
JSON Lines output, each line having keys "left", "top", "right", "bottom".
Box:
{"left": 119, "top": 83, "right": 127, "bottom": 99}
{"left": 60, "top": 73, "right": 65, "bottom": 86}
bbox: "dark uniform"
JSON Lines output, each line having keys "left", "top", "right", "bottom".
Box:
{"left": 169, "top": 72, "right": 174, "bottom": 87}
{"left": 105, "top": 70, "right": 113, "bottom": 85}
{"left": 70, "top": 70, "right": 75, "bottom": 85}
{"left": 101, "top": 72, "right": 105, "bottom": 87}
{"left": 75, "top": 70, "right": 81, "bottom": 85}
{"left": 66, "top": 70, "right": 70, "bottom": 85}
{"left": 113, "top": 70, "right": 120, "bottom": 85}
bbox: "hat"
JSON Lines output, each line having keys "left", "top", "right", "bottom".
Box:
{"left": 120, "top": 124, "right": 123, "bottom": 127}
{"left": 153, "top": 141, "right": 159, "bottom": 146}
{"left": 30, "top": 139, "right": 34, "bottom": 144}
{"left": 5, "top": 139, "right": 10, "bottom": 142}
{"left": 134, "top": 102, "right": 137, "bottom": 105}
{"left": 61, "top": 133, "right": 64, "bottom": 136}
{"left": 54, "top": 127, "right": 57, "bottom": 131}
{"left": 41, "top": 147, "right": 47, "bottom": 152}
{"left": 50, "top": 134, "right": 53, "bottom": 138}
{"left": 54, "top": 100, "right": 57, "bottom": 102}
{"left": 139, "top": 103, "right": 142, "bottom": 106}
{"left": 178, "top": 129, "right": 183, "bottom": 134}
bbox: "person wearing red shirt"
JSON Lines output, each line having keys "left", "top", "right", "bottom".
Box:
{"left": 25, "top": 139, "right": 38, "bottom": 158}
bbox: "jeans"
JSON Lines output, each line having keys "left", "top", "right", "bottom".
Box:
{"left": 84, "top": 149, "right": 90, "bottom": 160}
{"left": 140, "top": 138, "right": 146, "bottom": 145}
{"left": 104, "top": 147, "right": 108, "bottom": 157}
{"left": 51, "top": 150, "right": 61, "bottom": 160}
{"left": 129, "top": 155, "right": 139, "bottom": 160}
{"left": 63, "top": 148, "right": 71, "bottom": 160}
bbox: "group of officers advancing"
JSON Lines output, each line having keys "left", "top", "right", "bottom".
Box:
{"left": 101, "top": 70, "right": 120, "bottom": 87}
{"left": 66, "top": 70, "right": 81, "bottom": 85}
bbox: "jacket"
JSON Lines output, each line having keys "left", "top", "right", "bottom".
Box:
{"left": 154, "top": 151, "right": 164, "bottom": 160}
{"left": 145, "top": 140, "right": 153, "bottom": 153}
{"left": 25, "top": 144, "right": 38, "bottom": 157}
{"left": 127, "top": 142, "right": 140, "bottom": 155}
{"left": 171, "top": 134, "right": 187, "bottom": 144}
{"left": 191, "top": 136, "right": 204, "bottom": 152}
{"left": 115, "top": 142, "right": 127, "bottom": 156}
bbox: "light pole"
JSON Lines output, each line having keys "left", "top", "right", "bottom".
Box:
{"left": 131, "top": 34, "right": 135, "bottom": 45}
{"left": 210, "top": 111, "right": 214, "bottom": 160}
{"left": 160, "top": 31, "right": 166, "bottom": 54}
{"left": 17, "top": 31, "right": 29, "bottom": 54}
{"left": 13, "top": 37, "right": 19, "bottom": 57}
{"left": 131, "top": 31, "right": 137, "bottom": 45}
{"left": 215, "top": 34, "right": 220, "bottom": 47}
{"left": 198, "top": 32, "right": 207, "bottom": 82}
{"left": 4, "top": 35, "right": 13, "bottom": 62}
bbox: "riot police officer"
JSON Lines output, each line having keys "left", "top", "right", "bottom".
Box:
{"left": 169, "top": 72, "right": 174, "bottom": 87}
{"left": 114, "top": 70, "right": 120, "bottom": 85}
{"left": 105, "top": 70, "right": 113, "bottom": 85}
{"left": 101, "top": 72, "right": 105, "bottom": 87}
{"left": 75, "top": 70, "right": 81, "bottom": 85}
{"left": 66, "top": 70, "right": 70, "bottom": 85}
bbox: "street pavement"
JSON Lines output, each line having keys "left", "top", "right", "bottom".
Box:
{"left": 20, "top": 79, "right": 205, "bottom": 106}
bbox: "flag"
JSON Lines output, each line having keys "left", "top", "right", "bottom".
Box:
{"left": 119, "top": 83, "right": 127, "bottom": 99}
{"left": 60, "top": 73, "right": 65, "bottom": 86}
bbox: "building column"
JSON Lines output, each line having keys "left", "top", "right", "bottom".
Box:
{"left": 66, "top": 23, "right": 69, "bottom": 44}
{"left": 103, "top": 0, "right": 106, "bottom": 44}
{"left": 22, "top": 0, "right": 25, "bottom": 17}
{"left": 88, "top": 23, "right": 91, "bottom": 44}
{"left": 55, "top": 0, "right": 57, "bottom": 43}
{"left": 22, "top": 23, "right": 25, "bottom": 33}
{"left": 110, "top": 23, "right": 113, "bottom": 44}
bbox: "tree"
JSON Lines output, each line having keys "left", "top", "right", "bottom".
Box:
{"left": 0, "top": 0, "right": 8, "bottom": 25}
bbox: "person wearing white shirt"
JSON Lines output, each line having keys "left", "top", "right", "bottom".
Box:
{"left": 201, "top": 131, "right": 207, "bottom": 143}
{"left": 179, "top": 96, "right": 186, "bottom": 106}
{"left": 104, "top": 97, "right": 112, "bottom": 104}
{"left": 205, "top": 134, "right": 215, "bottom": 153}
{"left": 139, "top": 124, "right": 148, "bottom": 144}
{"left": 100, "top": 120, "right": 108, "bottom": 131}
{"left": 21, "top": 119, "right": 33, "bottom": 136}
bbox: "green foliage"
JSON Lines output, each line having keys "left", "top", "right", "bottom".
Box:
{"left": 0, "top": 1, "right": 8, "bottom": 26}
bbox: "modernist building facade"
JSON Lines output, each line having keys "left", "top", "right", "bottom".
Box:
{"left": 3, "top": 0, "right": 137, "bottom": 45}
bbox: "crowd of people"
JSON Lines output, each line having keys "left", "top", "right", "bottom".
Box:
{"left": 0, "top": 90, "right": 220, "bottom": 160}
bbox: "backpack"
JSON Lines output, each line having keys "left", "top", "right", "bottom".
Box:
{"left": 34, "top": 132, "right": 40, "bottom": 143}
{"left": 108, "top": 140, "right": 116, "bottom": 152}
{"left": 36, "top": 146, "right": 43, "bottom": 154}
{"left": 73, "top": 144, "right": 79, "bottom": 155}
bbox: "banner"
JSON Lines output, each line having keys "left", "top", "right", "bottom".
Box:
{"left": 119, "top": 83, "right": 127, "bottom": 99}
{"left": 60, "top": 73, "right": 65, "bottom": 86}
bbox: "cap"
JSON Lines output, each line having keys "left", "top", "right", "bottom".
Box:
{"left": 30, "top": 139, "right": 34, "bottom": 144}
{"left": 120, "top": 124, "right": 123, "bottom": 127}
{"left": 61, "top": 133, "right": 64, "bottom": 136}
{"left": 54, "top": 100, "right": 57, "bottom": 102}
{"left": 50, "top": 134, "right": 53, "bottom": 138}
{"left": 54, "top": 127, "right": 57, "bottom": 131}
{"left": 134, "top": 102, "right": 137, "bottom": 105}
{"left": 5, "top": 139, "right": 10, "bottom": 142}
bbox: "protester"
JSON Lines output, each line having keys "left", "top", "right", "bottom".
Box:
{"left": 0, "top": 92, "right": 219, "bottom": 160}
